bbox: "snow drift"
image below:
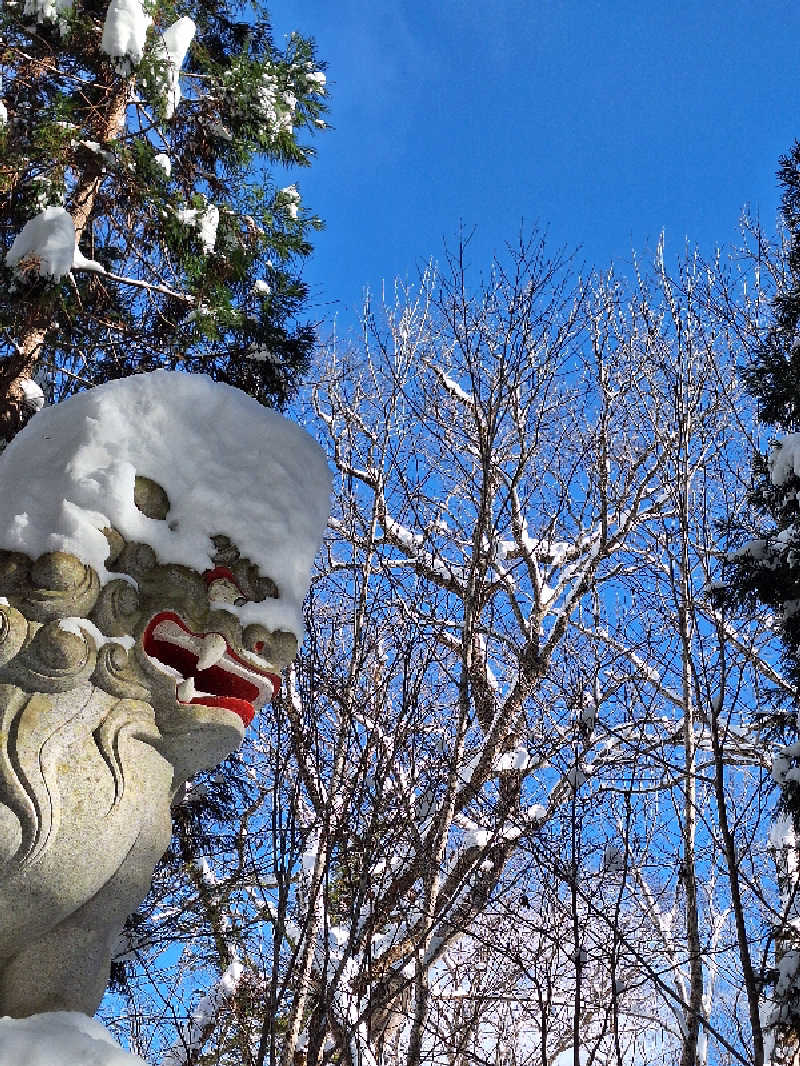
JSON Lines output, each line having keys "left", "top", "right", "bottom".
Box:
{"left": 0, "top": 1012, "right": 148, "bottom": 1065}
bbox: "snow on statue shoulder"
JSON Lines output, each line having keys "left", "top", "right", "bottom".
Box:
{"left": 0, "top": 371, "right": 331, "bottom": 1020}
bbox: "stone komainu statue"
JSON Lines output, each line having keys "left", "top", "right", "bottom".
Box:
{"left": 0, "top": 371, "right": 330, "bottom": 1018}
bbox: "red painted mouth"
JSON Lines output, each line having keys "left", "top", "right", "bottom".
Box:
{"left": 142, "top": 611, "right": 281, "bottom": 727}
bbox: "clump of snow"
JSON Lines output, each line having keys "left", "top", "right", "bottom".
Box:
{"left": 728, "top": 537, "right": 770, "bottom": 561}
{"left": 101, "top": 0, "right": 151, "bottom": 70}
{"left": 772, "top": 754, "right": 791, "bottom": 785}
{"left": 0, "top": 1012, "right": 149, "bottom": 1065}
{"left": 7, "top": 206, "right": 76, "bottom": 281}
{"left": 22, "top": 0, "right": 71, "bottom": 27}
{"left": 770, "top": 813, "right": 797, "bottom": 851}
{"left": 307, "top": 69, "right": 326, "bottom": 92}
{"left": 73, "top": 245, "right": 105, "bottom": 273}
{"left": 459, "top": 817, "right": 489, "bottom": 849}
{"left": 494, "top": 744, "right": 529, "bottom": 773}
{"left": 0, "top": 100, "right": 7, "bottom": 127}
{"left": 526, "top": 804, "right": 546, "bottom": 824}
{"left": 20, "top": 378, "right": 45, "bottom": 412}
{"left": 253, "top": 279, "right": 271, "bottom": 296}
{"left": 769, "top": 434, "right": 800, "bottom": 487}
{"left": 79, "top": 139, "right": 116, "bottom": 165}
{"left": 0, "top": 370, "right": 331, "bottom": 640}
{"left": 7, "top": 207, "right": 103, "bottom": 280}
{"left": 776, "top": 950, "right": 800, "bottom": 999}
{"left": 153, "top": 17, "right": 195, "bottom": 119}
{"left": 153, "top": 152, "right": 171, "bottom": 176}
{"left": 769, "top": 437, "right": 800, "bottom": 487}
{"left": 281, "top": 184, "right": 300, "bottom": 220}
{"left": 176, "top": 202, "right": 218, "bottom": 254}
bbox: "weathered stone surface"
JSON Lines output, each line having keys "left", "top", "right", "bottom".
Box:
{"left": 0, "top": 371, "right": 331, "bottom": 1029}
{"left": 133, "top": 475, "right": 170, "bottom": 521}
{"left": 0, "top": 519, "right": 299, "bottom": 1018}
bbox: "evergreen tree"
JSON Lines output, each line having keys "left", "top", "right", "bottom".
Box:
{"left": 725, "top": 145, "right": 800, "bottom": 705}
{"left": 724, "top": 144, "right": 800, "bottom": 1052}
{"left": 0, "top": 0, "right": 327, "bottom": 438}
{"left": 745, "top": 142, "right": 800, "bottom": 429}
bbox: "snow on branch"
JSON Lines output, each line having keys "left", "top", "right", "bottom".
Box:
{"left": 6, "top": 206, "right": 103, "bottom": 281}
{"left": 285, "top": 665, "right": 327, "bottom": 811}
{"left": 431, "top": 365, "right": 476, "bottom": 408}
{"left": 354, "top": 504, "right": 469, "bottom": 598}
{"left": 160, "top": 959, "right": 243, "bottom": 1066}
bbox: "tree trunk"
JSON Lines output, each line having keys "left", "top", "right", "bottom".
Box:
{"left": 1, "top": 81, "right": 129, "bottom": 439}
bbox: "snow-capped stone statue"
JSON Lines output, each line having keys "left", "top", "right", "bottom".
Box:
{"left": 0, "top": 370, "right": 330, "bottom": 1019}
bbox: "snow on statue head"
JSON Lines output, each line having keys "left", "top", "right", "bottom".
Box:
{"left": 0, "top": 370, "right": 330, "bottom": 1019}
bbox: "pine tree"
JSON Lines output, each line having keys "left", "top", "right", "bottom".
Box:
{"left": 725, "top": 144, "right": 800, "bottom": 699}
{"left": 0, "top": 0, "right": 327, "bottom": 438}
{"left": 745, "top": 142, "right": 800, "bottom": 428}
{"left": 724, "top": 143, "right": 800, "bottom": 1054}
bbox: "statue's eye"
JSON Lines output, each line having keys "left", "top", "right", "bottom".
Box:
{"left": 203, "top": 566, "right": 247, "bottom": 605}
{"left": 210, "top": 579, "right": 240, "bottom": 605}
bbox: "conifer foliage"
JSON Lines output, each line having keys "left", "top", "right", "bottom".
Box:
{"left": 0, "top": 0, "right": 327, "bottom": 438}
{"left": 746, "top": 142, "right": 800, "bottom": 429}
{"left": 724, "top": 145, "right": 800, "bottom": 1053}
{"left": 725, "top": 146, "right": 800, "bottom": 697}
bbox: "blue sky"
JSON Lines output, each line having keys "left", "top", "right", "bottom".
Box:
{"left": 270, "top": 1, "right": 800, "bottom": 325}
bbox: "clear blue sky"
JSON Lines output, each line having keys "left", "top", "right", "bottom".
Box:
{"left": 269, "top": 0, "right": 800, "bottom": 324}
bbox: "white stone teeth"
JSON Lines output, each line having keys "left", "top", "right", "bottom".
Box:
{"left": 158, "top": 662, "right": 185, "bottom": 681}
{"left": 177, "top": 675, "right": 196, "bottom": 702}
{"left": 196, "top": 632, "right": 227, "bottom": 672}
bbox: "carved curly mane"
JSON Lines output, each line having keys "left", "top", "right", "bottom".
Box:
{"left": 0, "top": 684, "right": 158, "bottom": 874}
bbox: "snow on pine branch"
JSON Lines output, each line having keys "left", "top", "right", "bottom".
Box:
{"left": 101, "top": 0, "right": 151, "bottom": 71}
{"left": 152, "top": 17, "right": 196, "bottom": 120}
{"left": 5, "top": 205, "right": 201, "bottom": 306}
{"left": 6, "top": 206, "right": 103, "bottom": 281}
{"left": 175, "top": 202, "right": 219, "bottom": 254}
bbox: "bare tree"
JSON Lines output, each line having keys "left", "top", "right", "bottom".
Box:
{"left": 102, "top": 231, "right": 792, "bottom": 1066}
{"left": 289, "top": 234, "right": 786, "bottom": 1065}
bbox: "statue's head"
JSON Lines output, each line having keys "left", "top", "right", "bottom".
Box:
{"left": 0, "top": 517, "right": 299, "bottom": 786}
{"left": 0, "top": 371, "right": 330, "bottom": 1016}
